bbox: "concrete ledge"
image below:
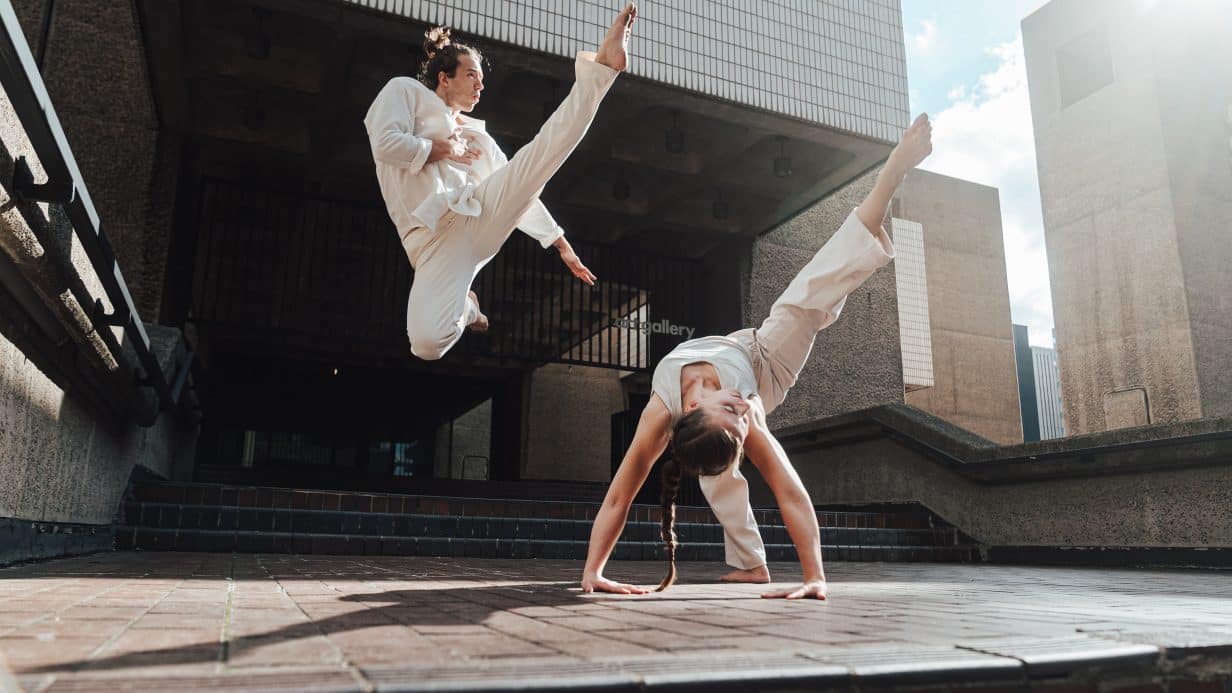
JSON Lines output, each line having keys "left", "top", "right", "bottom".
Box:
{"left": 0, "top": 517, "right": 114, "bottom": 566}
{"left": 986, "top": 545, "right": 1232, "bottom": 568}
{"left": 778, "top": 404, "right": 1232, "bottom": 481}
{"left": 771, "top": 404, "right": 1232, "bottom": 550}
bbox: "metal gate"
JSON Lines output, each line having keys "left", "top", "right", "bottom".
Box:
{"left": 192, "top": 180, "right": 701, "bottom": 371}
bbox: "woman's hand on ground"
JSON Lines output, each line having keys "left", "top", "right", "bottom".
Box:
{"left": 761, "top": 579, "right": 827, "bottom": 600}
{"left": 582, "top": 574, "right": 649, "bottom": 595}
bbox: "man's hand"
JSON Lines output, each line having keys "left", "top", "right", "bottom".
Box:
{"left": 762, "top": 579, "right": 828, "bottom": 600}
{"left": 428, "top": 136, "right": 481, "bottom": 165}
{"left": 554, "top": 237, "right": 597, "bottom": 285}
{"left": 582, "top": 573, "right": 650, "bottom": 595}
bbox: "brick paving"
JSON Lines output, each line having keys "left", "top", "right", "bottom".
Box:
{"left": 1, "top": 553, "right": 1231, "bottom": 691}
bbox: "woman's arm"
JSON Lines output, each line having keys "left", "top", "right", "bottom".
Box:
{"left": 581, "top": 395, "right": 672, "bottom": 594}
{"left": 742, "top": 402, "right": 828, "bottom": 600}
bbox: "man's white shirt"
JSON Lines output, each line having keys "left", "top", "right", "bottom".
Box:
{"left": 363, "top": 77, "right": 565, "bottom": 249}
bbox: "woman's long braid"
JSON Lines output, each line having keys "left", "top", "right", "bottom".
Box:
{"left": 654, "top": 409, "right": 743, "bottom": 593}
{"left": 656, "top": 457, "right": 682, "bottom": 592}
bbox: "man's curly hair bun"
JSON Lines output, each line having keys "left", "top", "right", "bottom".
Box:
{"left": 423, "top": 26, "right": 452, "bottom": 59}
{"left": 418, "top": 26, "right": 483, "bottom": 90}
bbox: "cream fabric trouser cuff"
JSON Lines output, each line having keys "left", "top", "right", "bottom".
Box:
{"left": 698, "top": 465, "right": 767, "bottom": 570}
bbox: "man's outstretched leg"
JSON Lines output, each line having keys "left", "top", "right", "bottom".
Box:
{"left": 459, "top": 3, "right": 637, "bottom": 266}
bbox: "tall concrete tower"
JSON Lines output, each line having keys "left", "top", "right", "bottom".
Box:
{"left": 895, "top": 170, "right": 1022, "bottom": 444}
{"left": 1022, "top": 0, "right": 1232, "bottom": 434}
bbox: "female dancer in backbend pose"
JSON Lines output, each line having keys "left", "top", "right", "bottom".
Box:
{"left": 581, "top": 114, "right": 934, "bottom": 599}
{"left": 364, "top": 4, "right": 636, "bottom": 360}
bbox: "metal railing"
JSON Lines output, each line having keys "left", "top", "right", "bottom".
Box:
{"left": 0, "top": 0, "right": 191, "bottom": 424}
{"left": 193, "top": 179, "right": 701, "bottom": 371}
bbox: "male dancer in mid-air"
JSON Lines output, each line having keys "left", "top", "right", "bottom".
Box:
{"left": 364, "top": 4, "right": 637, "bottom": 360}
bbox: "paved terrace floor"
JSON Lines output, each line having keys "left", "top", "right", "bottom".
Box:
{"left": 2, "top": 554, "right": 1231, "bottom": 692}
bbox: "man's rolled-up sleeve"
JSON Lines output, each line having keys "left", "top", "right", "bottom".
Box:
{"left": 517, "top": 200, "right": 566, "bottom": 249}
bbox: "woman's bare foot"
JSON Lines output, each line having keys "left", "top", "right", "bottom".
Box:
{"left": 595, "top": 3, "right": 637, "bottom": 72}
{"left": 885, "top": 113, "right": 933, "bottom": 176}
{"left": 719, "top": 565, "right": 771, "bottom": 584}
{"left": 466, "top": 290, "right": 489, "bottom": 333}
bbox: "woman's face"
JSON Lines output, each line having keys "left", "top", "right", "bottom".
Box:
{"left": 687, "top": 388, "right": 751, "bottom": 445}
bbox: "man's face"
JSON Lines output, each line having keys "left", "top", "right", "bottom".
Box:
{"left": 439, "top": 53, "right": 484, "bottom": 112}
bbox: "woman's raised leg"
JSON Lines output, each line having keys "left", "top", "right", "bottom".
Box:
{"left": 755, "top": 114, "right": 933, "bottom": 411}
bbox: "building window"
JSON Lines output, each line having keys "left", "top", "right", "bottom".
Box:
{"left": 893, "top": 218, "right": 934, "bottom": 391}
{"left": 1056, "top": 29, "right": 1115, "bottom": 109}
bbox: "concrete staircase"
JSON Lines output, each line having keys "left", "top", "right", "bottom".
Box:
{"left": 115, "top": 481, "right": 980, "bottom": 562}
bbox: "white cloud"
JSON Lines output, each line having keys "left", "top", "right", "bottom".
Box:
{"left": 912, "top": 18, "right": 940, "bottom": 54}
{"left": 918, "top": 34, "right": 1055, "bottom": 347}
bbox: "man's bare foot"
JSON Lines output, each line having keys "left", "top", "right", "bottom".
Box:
{"left": 466, "top": 290, "right": 489, "bottom": 333}
{"left": 719, "top": 565, "right": 771, "bottom": 584}
{"left": 885, "top": 113, "right": 933, "bottom": 176}
{"left": 595, "top": 3, "right": 637, "bottom": 72}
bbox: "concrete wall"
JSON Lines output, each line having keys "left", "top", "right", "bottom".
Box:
{"left": 748, "top": 169, "right": 905, "bottom": 429}
{"left": 1151, "top": 6, "right": 1232, "bottom": 422}
{"left": 794, "top": 435, "right": 1231, "bottom": 548}
{"left": 522, "top": 363, "right": 625, "bottom": 482}
{"left": 12, "top": 0, "right": 179, "bottom": 320}
{"left": 433, "top": 399, "right": 493, "bottom": 480}
{"left": 0, "top": 326, "right": 196, "bottom": 527}
{"left": 897, "top": 169, "right": 1022, "bottom": 444}
{"left": 1023, "top": 0, "right": 1220, "bottom": 435}
{"left": 774, "top": 406, "right": 1232, "bottom": 549}
{"left": 0, "top": 1, "right": 196, "bottom": 559}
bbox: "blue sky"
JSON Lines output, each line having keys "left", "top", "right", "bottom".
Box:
{"left": 900, "top": 0, "right": 1053, "bottom": 346}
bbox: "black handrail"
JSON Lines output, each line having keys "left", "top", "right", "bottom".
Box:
{"left": 0, "top": 0, "right": 190, "bottom": 424}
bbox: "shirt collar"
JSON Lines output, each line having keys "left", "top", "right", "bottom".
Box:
{"left": 456, "top": 113, "right": 487, "bottom": 132}
{"left": 419, "top": 84, "right": 486, "bottom": 131}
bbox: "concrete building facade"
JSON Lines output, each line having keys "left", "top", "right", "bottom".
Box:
{"left": 1023, "top": 0, "right": 1232, "bottom": 434}
{"left": 350, "top": 0, "right": 910, "bottom": 142}
{"left": 894, "top": 169, "right": 1022, "bottom": 445}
